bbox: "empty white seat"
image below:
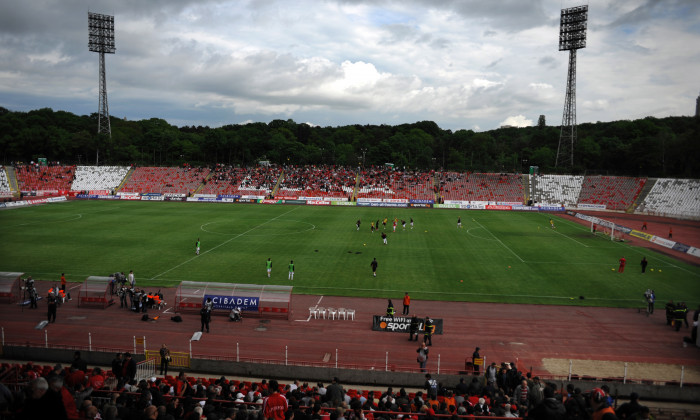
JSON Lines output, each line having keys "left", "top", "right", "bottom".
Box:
{"left": 345, "top": 309, "right": 355, "bottom": 321}
{"left": 327, "top": 307, "right": 338, "bottom": 320}
{"left": 309, "top": 306, "right": 318, "bottom": 319}
{"left": 316, "top": 307, "right": 326, "bottom": 319}
{"left": 337, "top": 308, "right": 347, "bottom": 320}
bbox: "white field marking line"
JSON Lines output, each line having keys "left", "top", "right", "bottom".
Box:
{"left": 291, "top": 286, "right": 642, "bottom": 302}
{"left": 297, "top": 295, "right": 325, "bottom": 322}
{"left": 549, "top": 225, "right": 589, "bottom": 247}
{"left": 150, "top": 207, "right": 300, "bottom": 280}
{"left": 471, "top": 219, "right": 524, "bottom": 263}
{"left": 465, "top": 227, "right": 496, "bottom": 241}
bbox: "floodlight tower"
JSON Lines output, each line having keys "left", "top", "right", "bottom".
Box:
{"left": 556, "top": 5, "right": 588, "bottom": 168}
{"left": 88, "top": 12, "right": 115, "bottom": 142}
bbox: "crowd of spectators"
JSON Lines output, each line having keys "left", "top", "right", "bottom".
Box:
{"left": 356, "top": 168, "right": 434, "bottom": 200}
{"left": 277, "top": 165, "right": 356, "bottom": 198}
{"left": 0, "top": 355, "right": 660, "bottom": 420}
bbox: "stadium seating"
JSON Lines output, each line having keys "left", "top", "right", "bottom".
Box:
{"left": 119, "top": 166, "right": 211, "bottom": 195}
{"left": 71, "top": 166, "right": 131, "bottom": 192}
{"left": 638, "top": 178, "right": 700, "bottom": 219}
{"left": 356, "top": 168, "right": 434, "bottom": 200}
{"left": 197, "top": 165, "right": 249, "bottom": 195}
{"left": 277, "top": 165, "right": 356, "bottom": 198}
{"left": 0, "top": 167, "right": 11, "bottom": 194}
{"left": 15, "top": 164, "right": 76, "bottom": 192}
{"left": 533, "top": 174, "right": 584, "bottom": 206}
{"left": 578, "top": 175, "right": 646, "bottom": 211}
{"left": 438, "top": 172, "right": 523, "bottom": 202}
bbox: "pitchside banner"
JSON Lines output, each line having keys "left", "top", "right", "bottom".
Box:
{"left": 204, "top": 294, "right": 260, "bottom": 311}
{"left": 372, "top": 315, "right": 443, "bottom": 334}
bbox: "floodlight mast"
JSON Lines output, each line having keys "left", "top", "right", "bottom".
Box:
{"left": 556, "top": 5, "right": 587, "bottom": 169}
{"left": 88, "top": 12, "right": 115, "bottom": 164}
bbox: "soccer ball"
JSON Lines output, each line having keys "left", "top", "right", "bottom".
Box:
{"left": 363, "top": 243, "right": 366, "bottom": 246}
{"left": 659, "top": 269, "right": 662, "bottom": 273}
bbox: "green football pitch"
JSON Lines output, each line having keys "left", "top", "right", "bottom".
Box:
{"left": 1, "top": 200, "right": 698, "bottom": 307}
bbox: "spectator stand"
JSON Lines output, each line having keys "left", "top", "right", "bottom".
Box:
{"left": 0, "top": 272, "right": 23, "bottom": 304}
{"left": 174, "top": 281, "right": 292, "bottom": 319}
{"left": 77, "top": 276, "right": 115, "bottom": 308}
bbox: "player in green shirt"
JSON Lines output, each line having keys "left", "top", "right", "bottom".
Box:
{"left": 288, "top": 260, "right": 295, "bottom": 280}
{"left": 266, "top": 258, "right": 272, "bottom": 278}
{"left": 195, "top": 238, "right": 201, "bottom": 255}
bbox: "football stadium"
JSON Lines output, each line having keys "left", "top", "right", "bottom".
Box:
{"left": 2, "top": 1, "right": 700, "bottom": 419}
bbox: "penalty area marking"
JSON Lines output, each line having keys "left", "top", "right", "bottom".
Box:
{"left": 150, "top": 207, "right": 301, "bottom": 280}
{"left": 471, "top": 219, "right": 525, "bottom": 263}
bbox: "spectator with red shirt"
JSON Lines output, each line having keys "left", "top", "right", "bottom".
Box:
{"left": 263, "top": 379, "right": 288, "bottom": 420}
{"left": 88, "top": 367, "right": 105, "bottom": 390}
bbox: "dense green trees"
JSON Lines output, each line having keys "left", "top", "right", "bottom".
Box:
{"left": 0, "top": 106, "right": 697, "bottom": 177}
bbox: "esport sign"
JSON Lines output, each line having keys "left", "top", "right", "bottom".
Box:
{"left": 372, "top": 315, "right": 443, "bottom": 334}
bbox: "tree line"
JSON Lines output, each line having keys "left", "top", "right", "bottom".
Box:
{"left": 0, "top": 106, "right": 698, "bottom": 177}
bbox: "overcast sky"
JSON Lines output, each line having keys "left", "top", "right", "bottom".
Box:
{"left": 1, "top": 0, "right": 699, "bottom": 132}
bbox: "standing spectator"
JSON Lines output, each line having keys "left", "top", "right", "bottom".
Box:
{"left": 262, "top": 380, "right": 288, "bottom": 420}
{"left": 424, "top": 374, "right": 438, "bottom": 400}
{"left": 472, "top": 347, "right": 481, "bottom": 375}
{"left": 644, "top": 289, "right": 655, "bottom": 314}
{"left": 160, "top": 344, "right": 171, "bottom": 376}
{"left": 370, "top": 258, "right": 378, "bottom": 277}
{"left": 641, "top": 221, "right": 647, "bottom": 231}
{"left": 564, "top": 387, "right": 587, "bottom": 420}
{"left": 423, "top": 317, "right": 435, "bottom": 346}
{"left": 589, "top": 388, "right": 616, "bottom": 419}
{"left": 417, "top": 342, "right": 429, "bottom": 373}
{"left": 121, "top": 352, "right": 137, "bottom": 388}
{"left": 485, "top": 362, "right": 498, "bottom": 384}
{"left": 111, "top": 353, "right": 122, "bottom": 384}
{"left": 616, "top": 392, "right": 642, "bottom": 419}
{"left": 402, "top": 292, "right": 411, "bottom": 315}
{"left": 386, "top": 300, "right": 395, "bottom": 319}
{"left": 618, "top": 256, "right": 626, "bottom": 273}
{"left": 325, "top": 377, "right": 344, "bottom": 407}
{"left": 665, "top": 300, "right": 675, "bottom": 326}
{"left": 71, "top": 351, "right": 87, "bottom": 372}
{"left": 409, "top": 314, "right": 420, "bottom": 341}
{"left": 668, "top": 228, "right": 673, "bottom": 239}
{"left": 513, "top": 379, "right": 530, "bottom": 408}
{"left": 201, "top": 301, "right": 212, "bottom": 333}
{"left": 528, "top": 386, "right": 566, "bottom": 420}
{"left": 47, "top": 290, "right": 58, "bottom": 323}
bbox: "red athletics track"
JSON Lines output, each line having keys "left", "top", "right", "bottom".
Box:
{"left": 1, "top": 280, "right": 698, "bottom": 381}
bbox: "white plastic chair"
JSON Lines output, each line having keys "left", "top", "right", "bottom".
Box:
{"left": 327, "top": 307, "right": 338, "bottom": 320}
{"left": 337, "top": 308, "right": 347, "bottom": 320}
{"left": 316, "top": 307, "right": 326, "bottom": 319}
{"left": 309, "top": 307, "right": 318, "bottom": 319}
{"left": 346, "top": 308, "right": 355, "bottom": 321}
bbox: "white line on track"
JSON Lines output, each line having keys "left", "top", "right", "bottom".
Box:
{"left": 297, "top": 295, "right": 325, "bottom": 322}
{"left": 150, "top": 207, "right": 300, "bottom": 280}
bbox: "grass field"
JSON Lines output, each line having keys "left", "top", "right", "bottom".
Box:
{"left": 1, "top": 200, "right": 698, "bottom": 307}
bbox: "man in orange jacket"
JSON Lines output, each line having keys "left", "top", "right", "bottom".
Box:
{"left": 403, "top": 292, "right": 411, "bottom": 315}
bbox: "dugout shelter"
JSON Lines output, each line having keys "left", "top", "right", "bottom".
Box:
{"left": 175, "top": 281, "right": 292, "bottom": 319}
{"left": 78, "top": 276, "right": 114, "bottom": 308}
{"left": 0, "top": 272, "right": 23, "bottom": 304}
